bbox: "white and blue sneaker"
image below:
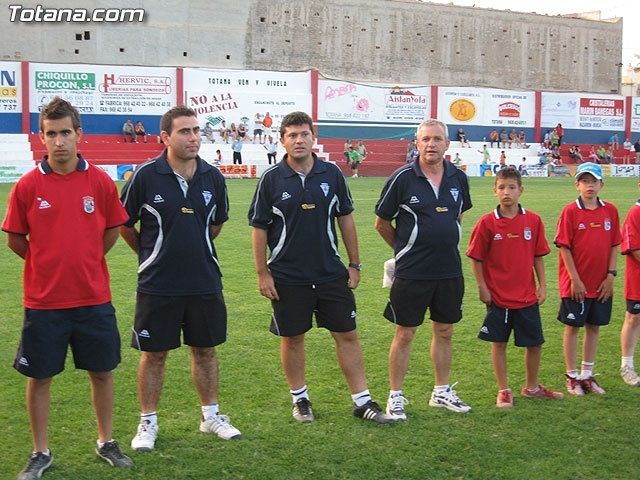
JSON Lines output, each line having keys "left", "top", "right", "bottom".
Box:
{"left": 429, "top": 382, "right": 471, "bottom": 413}
{"left": 200, "top": 414, "right": 242, "bottom": 440}
{"left": 386, "top": 394, "right": 408, "bottom": 420}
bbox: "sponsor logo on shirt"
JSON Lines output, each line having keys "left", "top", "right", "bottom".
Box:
{"left": 281, "top": 192, "right": 291, "bottom": 200}
{"left": 153, "top": 194, "right": 164, "bottom": 203}
{"left": 409, "top": 196, "right": 420, "bottom": 204}
{"left": 524, "top": 227, "right": 532, "bottom": 240}
{"left": 301, "top": 203, "right": 316, "bottom": 210}
{"left": 435, "top": 206, "right": 449, "bottom": 212}
{"left": 181, "top": 207, "right": 195, "bottom": 214}
{"left": 320, "top": 182, "right": 330, "bottom": 197}
{"left": 604, "top": 219, "right": 611, "bottom": 231}
{"left": 450, "top": 188, "right": 459, "bottom": 202}
{"left": 82, "top": 195, "right": 94, "bottom": 214}
{"left": 578, "top": 223, "right": 586, "bottom": 230}
{"left": 507, "top": 233, "right": 519, "bottom": 238}
{"left": 139, "top": 329, "right": 150, "bottom": 338}
{"left": 37, "top": 197, "right": 51, "bottom": 209}
{"left": 202, "top": 190, "right": 212, "bottom": 206}
{"left": 493, "top": 233, "right": 503, "bottom": 240}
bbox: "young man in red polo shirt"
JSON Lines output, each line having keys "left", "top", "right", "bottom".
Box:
{"left": 554, "top": 162, "right": 621, "bottom": 396}
{"left": 467, "top": 167, "right": 563, "bottom": 408}
{"left": 620, "top": 186, "right": 640, "bottom": 386}
{"left": 2, "top": 97, "right": 132, "bottom": 479}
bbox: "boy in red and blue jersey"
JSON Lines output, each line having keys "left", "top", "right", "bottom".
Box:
{"left": 620, "top": 185, "right": 640, "bottom": 387}
{"left": 467, "top": 167, "right": 563, "bottom": 408}
{"left": 554, "top": 162, "right": 621, "bottom": 396}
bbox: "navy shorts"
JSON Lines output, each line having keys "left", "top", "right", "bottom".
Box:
{"left": 270, "top": 276, "right": 357, "bottom": 337}
{"left": 627, "top": 299, "right": 640, "bottom": 315}
{"left": 557, "top": 297, "right": 613, "bottom": 327}
{"left": 131, "top": 293, "right": 227, "bottom": 351}
{"left": 478, "top": 303, "right": 544, "bottom": 347}
{"left": 384, "top": 276, "right": 464, "bottom": 327}
{"left": 14, "top": 302, "right": 121, "bottom": 379}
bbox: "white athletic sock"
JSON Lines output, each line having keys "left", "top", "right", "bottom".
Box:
{"left": 290, "top": 385, "right": 309, "bottom": 403}
{"left": 434, "top": 384, "right": 449, "bottom": 393}
{"left": 566, "top": 370, "right": 579, "bottom": 379}
{"left": 580, "top": 361, "right": 594, "bottom": 379}
{"left": 352, "top": 389, "right": 372, "bottom": 407}
{"left": 621, "top": 356, "right": 634, "bottom": 369}
{"left": 141, "top": 411, "right": 158, "bottom": 426}
{"left": 96, "top": 439, "right": 113, "bottom": 448}
{"left": 201, "top": 404, "right": 219, "bottom": 419}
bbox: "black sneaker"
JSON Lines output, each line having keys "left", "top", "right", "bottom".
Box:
{"left": 292, "top": 398, "right": 314, "bottom": 423}
{"left": 353, "top": 400, "right": 397, "bottom": 424}
{"left": 17, "top": 451, "right": 53, "bottom": 480}
{"left": 96, "top": 441, "right": 133, "bottom": 468}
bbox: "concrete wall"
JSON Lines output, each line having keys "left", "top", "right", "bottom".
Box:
{"left": 0, "top": 0, "right": 622, "bottom": 93}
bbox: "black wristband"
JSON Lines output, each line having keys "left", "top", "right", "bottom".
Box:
{"left": 607, "top": 269, "right": 617, "bottom": 277}
{"left": 348, "top": 262, "right": 362, "bottom": 271}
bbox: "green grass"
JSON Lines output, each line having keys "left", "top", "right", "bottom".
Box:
{"left": 1, "top": 176, "right": 639, "bottom": 480}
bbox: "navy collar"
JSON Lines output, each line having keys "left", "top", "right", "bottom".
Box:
{"left": 38, "top": 153, "right": 89, "bottom": 174}
{"left": 154, "top": 149, "right": 212, "bottom": 176}
{"left": 412, "top": 157, "right": 458, "bottom": 179}
{"left": 279, "top": 153, "right": 326, "bottom": 178}
{"left": 493, "top": 204, "right": 525, "bottom": 219}
{"left": 576, "top": 197, "right": 605, "bottom": 210}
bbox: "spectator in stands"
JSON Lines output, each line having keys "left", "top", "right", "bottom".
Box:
{"left": 554, "top": 123, "right": 564, "bottom": 146}
{"left": 489, "top": 129, "right": 499, "bottom": 148}
{"left": 508, "top": 129, "right": 519, "bottom": 148}
{"left": 550, "top": 130, "right": 560, "bottom": 151}
{"left": 518, "top": 130, "right": 528, "bottom": 148}
{"left": 214, "top": 149, "right": 222, "bottom": 166}
{"left": 219, "top": 120, "right": 229, "bottom": 144}
{"left": 623, "top": 138, "right": 633, "bottom": 164}
{"left": 453, "top": 153, "right": 462, "bottom": 165}
{"left": 344, "top": 139, "right": 353, "bottom": 162}
{"left": 122, "top": 119, "right": 136, "bottom": 143}
{"left": 499, "top": 129, "right": 509, "bottom": 149}
{"left": 202, "top": 122, "right": 215, "bottom": 144}
{"left": 262, "top": 112, "right": 273, "bottom": 135}
{"left": 457, "top": 128, "right": 470, "bottom": 148}
{"left": 134, "top": 121, "right": 148, "bottom": 143}
{"left": 499, "top": 151, "right": 507, "bottom": 167}
{"left": 609, "top": 133, "right": 620, "bottom": 151}
{"left": 634, "top": 139, "right": 640, "bottom": 164}
{"left": 596, "top": 145, "right": 606, "bottom": 163}
{"left": 543, "top": 130, "right": 551, "bottom": 148}
{"left": 237, "top": 122, "right": 247, "bottom": 141}
{"left": 406, "top": 139, "right": 418, "bottom": 163}
{"left": 229, "top": 122, "right": 238, "bottom": 140}
{"left": 264, "top": 135, "right": 278, "bottom": 165}
{"left": 604, "top": 146, "right": 614, "bottom": 164}
{"left": 232, "top": 136, "right": 243, "bottom": 164}
{"left": 568, "top": 146, "right": 583, "bottom": 164}
{"left": 253, "top": 113, "right": 264, "bottom": 144}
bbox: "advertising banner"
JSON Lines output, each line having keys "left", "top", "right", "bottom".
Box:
{"left": 29, "top": 63, "right": 175, "bottom": 115}
{"left": 318, "top": 79, "right": 430, "bottom": 124}
{"left": 541, "top": 92, "right": 624, "bottom": 130}
{"left": 631, "top": 97, "right": 640, "bottom": 133}
{"left": 183, "top": 68, "right": 311, "bottom": 132}
{"left": 0, "top": 61, "right": 21, "bottom": 113}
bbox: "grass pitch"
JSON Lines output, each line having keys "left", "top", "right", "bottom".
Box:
{"left": 1, "top": 176, "right": 639, "bottom": 479}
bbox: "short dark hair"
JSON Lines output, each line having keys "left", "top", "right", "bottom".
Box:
{"left": 160, "top": 105, "right": 197, "bottom": 135}
{"left": 279, "top": 111, "right": 314, "bottom": 138}
{"left": 495, "top": 166, "right": 522, "bottom": 186}
{"left": 39, "top": 96, "right": 81, "bottom": 132}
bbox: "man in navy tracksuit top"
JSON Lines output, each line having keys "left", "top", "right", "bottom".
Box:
{"left": 248, "top": 111, "right": 395, "bottom": 425}
{"left": 375, "top": 119, "right": 473, "bottom": 419}
{"left": 120, "top": 106, "right": 241, "bottom": 452}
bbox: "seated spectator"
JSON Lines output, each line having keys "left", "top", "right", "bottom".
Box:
{"left": 623, "top": 138, "right": 633, "bottom": 164}
{"left": 508, "top": 128, "right": 520, "bottom": 148}
{"left": 543, "top": 129, "right": 551, "bottom": 148}
{"left": 229, "top": 122, "right": 238, "bottom": 140}
{"left": 537, "top": 143, "right": 551, "bottom": 157}
{"left": 237, "top": 122, "right": 247, "bottom": 140}
{"left": 587, "top": 146, "right": 599, "bottom": 162}
{"left": 122, "top": 119, "right": 136, "bottom": 143}
{"left": 518, "top": 130, "right": 528, "bottom": 148}
{"left": 214, "top": 149, "right": 222, "bottom": 166}
{"left": 457, "top": 128, "right": 470, "bottom": 148}
{"left": 489, "top": 129, "right": 499, "bottom": 148}
{"left": 550, "top": 131, "right": 559, "bottom": 149}
{"left": 499, "top": 129, "right": 509, "bottom": 149}
{"left": 604, "top": 146, "right": 614, "bottom": 164}
{"left": 202, "top": 122, "right": 215, "bottom": 143}
{"left": 219, "top": 120, "right": 229, "bottom": 143}
{"left": 134, "top": 121, "right": 148, "bottom": 143}
{"left": 568, "top": 145, "right": 582, "bottom": 164}
{"left": 596, "top": 145, "right": 606, "bottom": 163}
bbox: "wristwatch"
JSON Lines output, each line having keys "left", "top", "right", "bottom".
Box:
{"left": 607, "top": 269, "right": 617, "bottom": 277}
{"left": 348, "top": 262, "right": 362, "bottom": 271}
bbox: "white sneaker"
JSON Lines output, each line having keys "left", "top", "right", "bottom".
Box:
{"left": 131, "top": 420, "right": 158, "bottom": 452}
{"left": 621, "top": 365, "right": 640, "bottom": 386}
{"left": 386, "top": 394, "right": 408, "bottom": 420}
{"left": 428, "top": 382, "right": 471, "bottom": 413}
{"left": 200, "top": 414, "right": 242, "bottom": 440}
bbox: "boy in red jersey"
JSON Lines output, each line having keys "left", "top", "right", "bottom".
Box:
{"left": 2, "top": 97, "right": 132, "bottom": 479}
{"left": 467, "top": 167, "right": 563, "bottom": 408}
{"left": 554, "top": 162, "right": 621, "bottom": 396}
{"left": 620, "top": 185, "right": 640, "bottom": 386}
